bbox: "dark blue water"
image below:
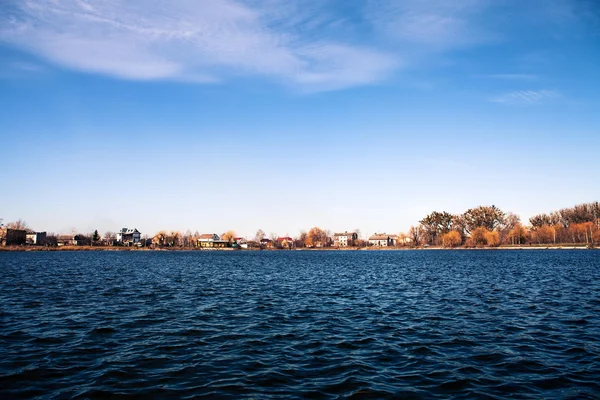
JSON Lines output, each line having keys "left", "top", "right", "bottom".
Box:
{"left": 1, "top": 250, "right": 599, "bottom": 399}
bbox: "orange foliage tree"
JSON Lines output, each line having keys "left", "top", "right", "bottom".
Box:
{"left": 485, "top": 230, "right": 500, "bottom": 247}
{"left": 471, "top": 227, "right": 488, "bottom": 246}
{"left": 441, "top": 231, "right": 462, "bottom": 247}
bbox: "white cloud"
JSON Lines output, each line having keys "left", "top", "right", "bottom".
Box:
{"left": 0, "top": 0, "right": 399, "bottom": 90}
{"left": 365, "top": 0, "right": 493, "bottom": 48}
{"left": 483, "top": 74, "right": 538, "bottom": 80}
{"left": 490, "top": 90, "right": 560, "bottom": 105}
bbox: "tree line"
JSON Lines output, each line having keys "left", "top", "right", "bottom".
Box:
{"left": 408, "top": 201, "right": 600, "bottom": 247}
{"left": 2, "top": 201, "right": 598, "bottom": 248}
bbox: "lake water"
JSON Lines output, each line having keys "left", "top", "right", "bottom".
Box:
{"left": 1, "top": 250, "right": 599, "bottom": 398}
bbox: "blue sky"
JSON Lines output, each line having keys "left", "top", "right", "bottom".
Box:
{"left": 1, "top": 0, "right": 599, "bottom": 238}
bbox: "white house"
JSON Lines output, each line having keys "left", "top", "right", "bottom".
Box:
{"left": 368, "top": 233, "right": 398, "bottom": 247}
{"left": 333, "top": 231, "right": 358, "bottom": 247}
{"left": 117, "top": 228, "right": 141, "bottom": 244}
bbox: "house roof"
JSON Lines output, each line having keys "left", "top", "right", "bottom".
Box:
{"left": 277, "top": 237, "right": 293, "bottom": 241}
{"left": 334, "top": 231, "right": 356, "bottom": 237}
{"left": 369, "top": 233, "right": 397, "bottom": 240}
{"left": 199, "top": 233, "right": 218, "bottom": 239}
{"left": 120, "top": 228, "right": 140, "bottom": 234}
{"left": 260, "top": 238, "right": 272, "bottom": 243}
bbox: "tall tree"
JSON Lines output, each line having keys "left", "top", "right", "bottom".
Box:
{"left": 462, "top": 205, "right": 505, "bottom": 233}
{"left": 408, "top": 225, "right": 422, "bottom": 246}
{"left": 419, "top": 211, "right": 454, "bottom": 245}
{"left": 306, "top": 227, "right": 327, "bottom": 247}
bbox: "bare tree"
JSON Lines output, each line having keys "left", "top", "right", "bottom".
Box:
{"left": 222, "top": 230, "right": 236, "bottom": 244}
{"left": 254, "top": 229, "right": 266, "bottom": 242}
{"left": 184, "top": 230, "right": 193, "bottom": 247}
{"left": 408, "top": 226, "right": 422, "bottom": 246}
{"left": 6, "top": 219, "right": 29, "bottom": 230}
{"left": 104, "top": 231, "right": 116, "bottom": 246}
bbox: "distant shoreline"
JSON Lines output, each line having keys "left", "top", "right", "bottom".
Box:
{"left": 0, "top": 245, "right": 594, "bottom": 252}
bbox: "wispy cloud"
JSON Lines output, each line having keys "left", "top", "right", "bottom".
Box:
{"left": 365, "top": 0, "right": 494, "bottom": 49}
{"left": 0, "top": 0, "right": 591, "bottom": 91}
{"left": 490, "top": 90, "right": 560, "bottom": 105}
{"left": 0, "top": 0, "right": 399, "bottom": 91}
{"left": 482, "top": 74, "right": 538, "bottom": 80}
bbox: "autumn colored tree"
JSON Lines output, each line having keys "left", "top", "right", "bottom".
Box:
{"left": 441, "top": 231, "right": 462, "bottom": 247}
{"left": 153, "top": 231, "right": 168, "bottom": 246}
{"left": 306, "top": 227, "right": 327, "bottom": 247}
{"left": 298, "top": 231, "right": 308, "bottom": 247}
{"left": 485, "top": 230, "right": 500, "bottom": 247}
{"left": 532, "top": 225, "right": 554, "bottom": 244}
{"left": 222, "top": 230, "right": 236, "bottom": 244}
{"left": 164, "top": 231, "right": 181, "bottom": 246}
{"left": 508, "top": 224, "right": 528, "bottom": 245}
{"left": 470, "top": 227, "right": 488, "bottom": 246}
{"left": 397, "top": 232, "right": 409, "bottom": 247}
{"left": 419, "top": 211, "right": 454, "bottom": 245}
{"left": 499, "top": 212, "right": 521, "bottom": 244}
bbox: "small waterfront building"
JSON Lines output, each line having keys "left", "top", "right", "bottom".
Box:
{"left": 25, "top": 230, "right": 47, "bottom": 245}
{"left": 0, "top": 228, "right": 27, "bottom": 246}
{"left": 198, "top": 233, "right": 229, "bottom": 248}
{"left": 57, "top": 235, "right": 76, "bottom": 246}
{"left": 117, "top": 228, "right": 141, "bottom": 245}
{"left": 333, "top": 231, "right": 358, "bottom": 247}
{"left": 368, "top": 233, "right": 398, "bottom": 247}
{"left": 233, "top": 237, "right": 248, "bottom": 249}
{"left": 276, "top": 237, "right": 294, "bottom": 249}
{"left": 260, "top": 238, "right": 273, "bottom": 248}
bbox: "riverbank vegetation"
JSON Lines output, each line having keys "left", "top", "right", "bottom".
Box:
{"left": 412, "top": 202, "right": 599, "bottom": 248}
{"left": 2, "top": 201, "right": 599, "bottom": 250}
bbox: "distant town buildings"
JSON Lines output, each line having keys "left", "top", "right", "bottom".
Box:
{"left": 276, "top": 236, "right": 294, "bottom": 248}
{"left": 368, "top": 233, "right": 398, "bottom": 247}
{"left": 0, "top": 228, "right": 26, "bottom": 246}
{"left": 25, "top": 230, "right": 47, "bottom": 245}
{"left": 333, "top": 231, "right": 358, "bottom": 247}
{"left": 260, "top": 238, "right": 273, "bottom": 248}
{"left": 197, "top": 233, "right": 228, "bottom": 248}
{"left": 57, "top": 235, "right": 76, "bottom": 247}
{"left": 117, "top": 228, "right": 141, "bottom": 245}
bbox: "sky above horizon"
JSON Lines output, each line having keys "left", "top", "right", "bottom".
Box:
{"left": 1, "top": 0, "right": 599, "bottom": 238}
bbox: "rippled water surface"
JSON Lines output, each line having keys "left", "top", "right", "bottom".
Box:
{"left": 1, "top": 250, "right": 600, "bottom": 398}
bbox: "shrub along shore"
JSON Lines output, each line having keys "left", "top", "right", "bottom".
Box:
{"left": 0, "top": 244, "right": 594, "bottom": 252}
